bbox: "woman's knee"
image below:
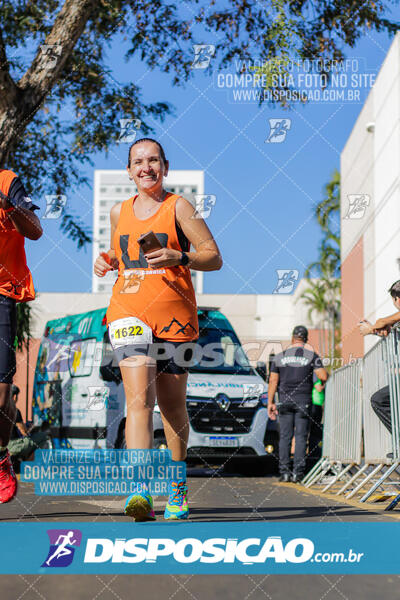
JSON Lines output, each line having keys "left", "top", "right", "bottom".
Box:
{"left": 158, "top": 398, "right": 187, "bottom": 420}
{"left": 126, "top": 395, "right": 155, "bottom": 413}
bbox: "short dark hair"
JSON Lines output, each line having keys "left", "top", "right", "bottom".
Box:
{"left": 292, "top": 325, "right": 308, "bottom": 342}
{"left": 127, "top": 138, "right": 167, "bottom": 168}
{"left": 389, "top": 280, "right": 400, "bottom": 299}
{"left": 11, "top": 384, "right": 20, "bottom": 397}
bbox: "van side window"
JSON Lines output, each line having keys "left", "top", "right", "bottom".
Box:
{"left": 69, "top": 338, "right": 96, "bottom": 377}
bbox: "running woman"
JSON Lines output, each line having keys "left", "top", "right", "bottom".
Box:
{"left": 0, "top": 169, "right": 42, "bottom": 503}
{"left": 94, "top": 138, "right": 222, "bottom": 520}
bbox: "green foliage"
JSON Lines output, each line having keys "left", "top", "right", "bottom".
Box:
{"left": 251, "top": 2, "right": 398, "bottom": 106}
{"left": 305, "top": 169, "right": 341, "bottom": 279}
{"left": 0, "top": 1, "right": 397, "bottom": 247}
{"left": 299, "top": 169, "right": 341, "bottom": 364}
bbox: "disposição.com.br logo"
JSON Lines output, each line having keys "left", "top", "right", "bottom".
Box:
{"left": 42, "top": 529, "right": 82, "bottom": 568}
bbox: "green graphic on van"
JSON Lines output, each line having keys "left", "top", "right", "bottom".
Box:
{"left": 32, "top": 306, "right": 275, "bottom": 458}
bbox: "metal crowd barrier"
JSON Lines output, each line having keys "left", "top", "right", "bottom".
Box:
{"left": 303, "top": 327, "right": 400, "bottom": 508}
{"left": 302, "top": 361, "right": 362, "bottom": 490}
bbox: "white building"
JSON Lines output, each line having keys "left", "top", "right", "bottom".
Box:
{"left": 340, "top": 32, "right": 400, "bottom": 359}
{"left": 92, "top": 169, "right": 205, "bottom": 294}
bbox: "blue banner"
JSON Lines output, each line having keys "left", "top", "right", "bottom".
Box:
{"left": 0, "top": 522, "right": 399, "bottom": 574}
{"left": 20, "top": 449, "right": 186, "bottom": 495}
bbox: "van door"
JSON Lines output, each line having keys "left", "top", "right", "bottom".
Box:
{"left": 98, "top": 329, "right": 125, "bottom": 448}
{"left": 62, "top": 337, "right": 107, "bottom": 448}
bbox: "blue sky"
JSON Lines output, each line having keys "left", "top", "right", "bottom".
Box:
{"left": 25, "top": 23, "right": 395, "bottom": 296}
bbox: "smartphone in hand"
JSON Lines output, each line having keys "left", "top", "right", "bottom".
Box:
{"left": 137, "top": 231, "right": 163, "bottom": 254}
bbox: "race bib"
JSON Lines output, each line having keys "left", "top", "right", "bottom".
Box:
{"left": 108, "top": 317, "right": 153, "bottom": 349}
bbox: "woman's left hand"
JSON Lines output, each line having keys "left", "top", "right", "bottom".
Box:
{"left": 144, "top": 248, "right": 182, "bottom": 268}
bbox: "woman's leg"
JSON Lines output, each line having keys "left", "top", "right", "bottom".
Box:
{"left": 155, "top": 371, "right": 189, "bottom": 461}
{"left": 156, "top": 370, "right": 190, "bottom": 520}
{"left": 119, "top": 355, "right": 157, "bottom": 449}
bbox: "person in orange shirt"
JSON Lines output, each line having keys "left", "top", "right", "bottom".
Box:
{"left": 94, "top": 138, "right": 222, "bottom": 520}
{"left": 0, "top": 169, "right": 42, "bottom": 503}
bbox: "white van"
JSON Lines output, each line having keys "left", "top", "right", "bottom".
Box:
{"left": 32, "top": 306, "right": 278, "bottom": 464}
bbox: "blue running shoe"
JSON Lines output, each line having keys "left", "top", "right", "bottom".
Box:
{"left": 164, "top": 481, "right": 189, "bottom": 520}
{"left": 124, "top": 492, "right": 156, "bottom": 522}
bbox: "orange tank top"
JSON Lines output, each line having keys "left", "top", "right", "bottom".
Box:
{"left": 106, "top": 193, "right": 199, "bottom": 341}
{"left": 0, "top": 169, "right": 35, "bottom": 302}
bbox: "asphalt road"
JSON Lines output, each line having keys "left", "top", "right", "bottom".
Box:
{"left": 0, "top": 466, "right": 396, "bottom": 523}
{"left": 1, "top": 469, "right": 399, "bottom": 599}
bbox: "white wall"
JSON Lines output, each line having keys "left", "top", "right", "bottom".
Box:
{"left": 341, "top": 33, "right": 400, "bottom": 354}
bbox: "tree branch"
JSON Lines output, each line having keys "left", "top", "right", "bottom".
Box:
{"left": 0, "top": 29, "right": 18, "bottom": 111}
{"left": 18, "top": 0, "right": 96, "bottom": 118}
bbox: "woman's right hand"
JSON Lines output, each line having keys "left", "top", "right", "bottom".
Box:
{"left": 94, "top": 253, "right": 118, "bottom": 277}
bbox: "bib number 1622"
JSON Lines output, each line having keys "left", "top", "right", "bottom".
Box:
{"left": 114, "top": 325, "right": 143, "bottom": 339}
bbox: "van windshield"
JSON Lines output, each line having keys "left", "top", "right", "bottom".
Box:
{"left": 189, "top": 327, "right": 254, "bottom": 375}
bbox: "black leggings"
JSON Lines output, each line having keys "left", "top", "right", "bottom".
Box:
{"left": 0, "top": 295, "right": 16, "bottom": 384}
{"left": 371, "top": 385, "right": 391, "bottom": 434}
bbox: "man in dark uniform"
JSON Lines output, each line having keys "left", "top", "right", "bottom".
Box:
{"left": 267, "top": 325, "right": 328, "bottom": 482}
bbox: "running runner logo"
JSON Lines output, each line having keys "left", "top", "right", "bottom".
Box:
{"left": 242, "top": 383, "right": 265, "bottom": 401}
{"left": 192, "top": 194, "right": 216, "bottom": 219}
{"left": 121, "top": 269, "right": 145, "bottom": 293}
{"left": 343, "top": 194, "right": 370, "bottom": 219}
{"left": 118, "top": 118, "right": 141, "bottom": 143}
{"left": 42, "top": 529, "right": 82, "bottom": 568}
{"left": 273, "top": 269, "right": 299, "bottom": 294}
{"left": 265, "top": 119, "right": 291, "bottom": 143}
{"left": 87, "top": 386, "right": 109, "bottom": 411}
{"left": 43, "top": 195, "right": 67, "bottom": 219}
{"left": 40, "top": 44, "right": 63, "bottom": 70}
{"left": 192, "top": 45, "right": 215, "bottom": 69}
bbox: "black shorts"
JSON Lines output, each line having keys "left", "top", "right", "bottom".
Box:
{"left": 113, "top": 336, "right": 197, "bottom": 375}
{"left": 0, "top": 294, "right": 17, "bottom": 384}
